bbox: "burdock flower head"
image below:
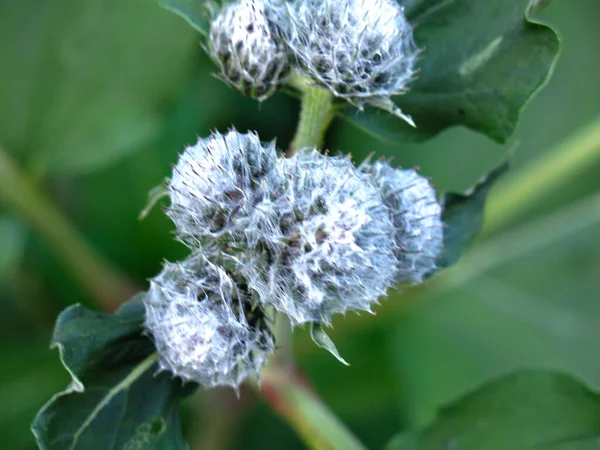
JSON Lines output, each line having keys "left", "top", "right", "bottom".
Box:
{"left": 361, "top": 160, "right": 444, "bottom": 282}
{"left": 167, "top": 130, "right": 278, "bottom": 249}
{"left": 208, "top": 0, "right": 289, "bottom": 100}
{"left": 280, "top": 0, "right": 419, "bottom": 125}
{"left": 240, "top": 149, "right": 399, "bottom": 326}
{"left": 143, "top": 254, "right": 274, "bottom": 389}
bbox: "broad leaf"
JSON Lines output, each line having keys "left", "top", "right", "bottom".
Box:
{"left": 387, "top": 370, "right": 600, "bottom": 450}
{"left": 32, "top": 295, "right": 197, "bottom": 450}
{"left": 0, "top": 0, "right": 195, "bottom": 175}
{"left": 344, "top": 0, "right": 560, "bottom": 143}
{"left": 438, "top": 161, "right": 509, "bottom": 269}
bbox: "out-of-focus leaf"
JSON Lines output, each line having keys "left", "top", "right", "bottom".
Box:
{"left": 438, "top": 161, "right": 509, "bottom": 269}
{"left": 0, "top": 216, "right": 27, "bottom": 282}
{"left": 342, "top": 0, "right": 560, "bottom": 143}
{"left": 387, "top": 370, "right": 600, "bottom": 450}
{"left": 32, "top": 295, "right": 197, "bottom": 450}
{"left": 0, "top": 0, "right": 196, "bottom": 175}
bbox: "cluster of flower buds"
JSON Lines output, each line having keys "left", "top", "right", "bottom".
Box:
{"left": 207, "top": 0, "right": 419, "bottom": 124}
{"left": 143, "top": 130, "right": 443, "bottom": 389}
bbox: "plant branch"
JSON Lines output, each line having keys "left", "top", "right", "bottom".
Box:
{"left": 0, "top": 146, "right": 136, "bottom": 311}
{"left": 289, "top": 80, "right": 334, "bottom": 154}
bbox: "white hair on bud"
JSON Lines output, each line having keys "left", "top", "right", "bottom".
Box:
{"left": 209, "top": 0, "right": 289, "bottom": 100}
{"left": 167, "top": 130, "right": 278, "bottom": 249}
{"left": 143, "top": 254, "right": 274, "bottom": 389}
{"left": 361, "top": 160, "right": 443, "bottom": 282}
{"left": 239, "top": 149, "right": 398, "bottom": 326}
{"left": 276, "top": 0, "right": 419, "bottom": 125}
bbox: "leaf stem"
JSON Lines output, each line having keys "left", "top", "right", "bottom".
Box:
{"left": 0, "top": 146, "right": 136, "bottom": 311}
{"left": 289, "top": 79, "right": 335, "bottom": 154}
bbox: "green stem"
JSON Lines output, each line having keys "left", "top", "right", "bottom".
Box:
{"left": 260, "top": 79, "right": 362, "bottom": 448}
{"left": 289, "top": 81, "right": 335, "bottom": 154}
{"left": 260, "top": 367, "right": 367, "bottom": 450}
{"left": 484, "top": 114, "right": 600, "bottom": 234}
{"left": 0, "top": 146, "right": 136, "bottom": 311}
{"left": 258, "top": 314, "right": 366, "bottom": 449}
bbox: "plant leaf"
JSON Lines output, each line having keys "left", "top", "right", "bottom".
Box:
{"left": 341, "top": 0, "right": 560, "bottom": 143}
{"left": 386, "top": 370, "right": 600, "bottom": 450}
{"left": 31, "top": 295, "right": 197, "bottom": 450}
{"left": 310, "top": 323, "right": 350, "bottom": 366}
{"left": 438, "top": 160, "right": 509, "bottom": 269}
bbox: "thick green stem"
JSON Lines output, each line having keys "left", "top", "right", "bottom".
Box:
{"left": 289, "top": 82, "right": 334, "bottom": 154}
{"left": 258, "top": 305, "right": 365, "bottom": 448}
{"left": 259, "top": 80, "right": 364, "bottom": 449}
{"left": 261, "top": 366, "right": 367, "bottom": 450}
{"left": 0, "top": 146, "right": 136, "bottom": 311}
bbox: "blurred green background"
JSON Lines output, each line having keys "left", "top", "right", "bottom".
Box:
{"left": 1, "top": 1, "right": 599, "bottom": 449}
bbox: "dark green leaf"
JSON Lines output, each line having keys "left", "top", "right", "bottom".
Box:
{"left": 0, "top": 0, "right": 195, "bottom": 175}
{"left": 342, "top": 0, "right": 560, "bottom": 143}
{"left": 387, "top": 370, "right": 600, "bottom": 450}
{"left": 438, "top": 161, "right": 509, "bottom": 269}
{"left": 31, "top": 295, "right": 197, "bottom": 450}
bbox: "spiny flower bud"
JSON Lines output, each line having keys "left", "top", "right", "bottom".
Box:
{"left": 143, "top": 254, "right": 274, "bottom": 389}
{"left": 241, "top": 149, "right": 398, "bottom": 326}
{"left": 167, "top": 130, "right": 278, "bottom": 249}
{"left": 209, "top": 0, "right": 289, "bottom": 100}
{"left": 279, "top": 0, "right": 419, "bottom": 125}
{"left": 361, "top": 160, "right": 443, "bottom": 283}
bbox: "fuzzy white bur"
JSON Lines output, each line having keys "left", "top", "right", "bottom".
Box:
{"left": 277, "top": 0, "right": 419, "bottom": 125}
{"left": 239, "top": 149, "right": 399, "bottom": 325}
{"left": 159, "top": 130, "right": 444, "bottom": 375}
{"left": 361, "top": 160, "right": 444, "bottom": 282}
{"left": 209, "top": 0, "right": 289, "bottom": 100}
{"left": 167, "top": 130, "right": 278, "bottom": 249}
{"left": 143, "top": 254, "right": 274, "bottom": 389}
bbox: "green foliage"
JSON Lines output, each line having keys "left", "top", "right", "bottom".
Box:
{"left": 387, "top": 370, "right": 600, "bottom": 450}
{"left": 346, "top": 0, "right": 560, "bottom": 143}
{"left": 438, "top": 161, "right": 509, "bottom": 269}
{"left": 31, "top": 295, "right": 196, "bottom": 450}
{"left": 0, "top": 0, "right": 195, "bottom": 175}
